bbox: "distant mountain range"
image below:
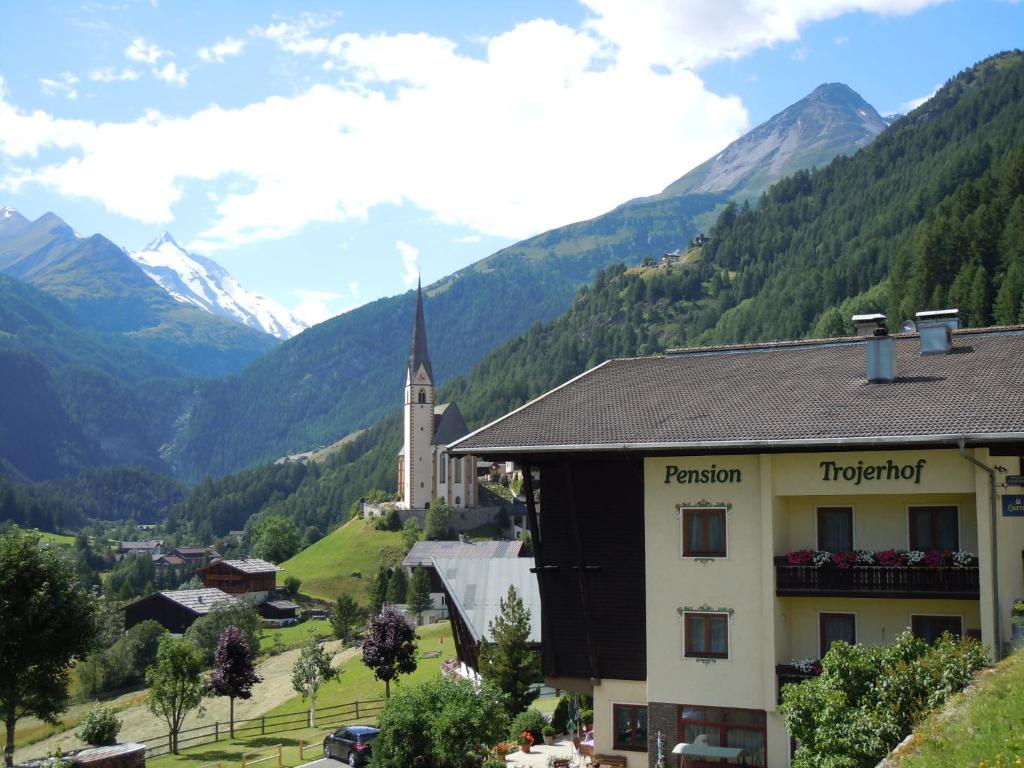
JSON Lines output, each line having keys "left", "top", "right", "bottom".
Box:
{"left": 130, "top": 233, "right": 307, "bottom": 340}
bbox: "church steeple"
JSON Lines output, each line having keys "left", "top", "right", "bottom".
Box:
{"left": 408, "top": 277, "right": 432, "bottom": 381}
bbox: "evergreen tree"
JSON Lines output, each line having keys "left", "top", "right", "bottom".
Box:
{"left": 386, "top": 567, "right": 408, "bottom": 604}
{"left": 408, "top": 566, "right": 433, "bottom": 625}
{"left": 401, "top": 517, "right": 421, "bottom": 552}
{"left": 370, "top": 565, "right": 390, "bottom": 613}
{"left": 478, "top": 585, "right": 541, "bottom": 717}
{"left": 206, "top": 625, "right": 261, "bottom": 738}
{"left": 330, "top": 595, "right": 364, "bottom": 644}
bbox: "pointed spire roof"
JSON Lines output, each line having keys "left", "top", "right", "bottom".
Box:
{"left": 409, "top": 277, "right": 432, "bottom": 380}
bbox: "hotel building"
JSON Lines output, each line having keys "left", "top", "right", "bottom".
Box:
{"left": 449, "top": 316, "right": 1024, "bottom": 768}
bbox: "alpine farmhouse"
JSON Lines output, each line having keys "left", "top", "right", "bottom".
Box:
{"left": 449, "top": 313, "right": 1024, "bottom": 768}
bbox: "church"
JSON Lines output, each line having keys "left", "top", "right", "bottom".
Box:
{"left": 396, "top": 280, "right": 478, "bottom": 510}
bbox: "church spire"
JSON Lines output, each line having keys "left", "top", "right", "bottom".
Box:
{"left": 409, "top": 277, "right": 432, "bottom": 380}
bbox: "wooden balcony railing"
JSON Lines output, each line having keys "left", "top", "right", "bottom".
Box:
{"left": 774, "top": 558, "right": 980, "bottom": 599}
{"left": 775, "top": 664, "right": 820, "bottom": 704}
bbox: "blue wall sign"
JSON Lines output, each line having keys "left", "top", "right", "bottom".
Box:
{"left": 1003, "top": 495, "right": 1024, "bottom": 517}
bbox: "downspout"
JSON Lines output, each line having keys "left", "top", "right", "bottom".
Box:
{"left": 958, "top": 437, "right": 1001, "bottom": 660}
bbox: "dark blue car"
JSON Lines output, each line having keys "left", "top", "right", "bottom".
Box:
{"left": 323, "top": 725, "right": 379, "bottom": 766}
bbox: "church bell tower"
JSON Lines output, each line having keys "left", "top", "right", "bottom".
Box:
{"left": 402, "top": 279, "right": 435, "bottom": 509}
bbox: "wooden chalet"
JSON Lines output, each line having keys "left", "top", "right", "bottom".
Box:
{"left": 124, "top": 588, "right": 238, "bottom": 634}
{"left": 200, "top": 558, "right": 281, "bottom": 597}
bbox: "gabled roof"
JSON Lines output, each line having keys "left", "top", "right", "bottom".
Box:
{"left": 433, "top": 402, "right": 469, "bottom": 446}
{"left": 409, "top": 278, "right": 432, "bottom": 380}
{"left": 173, "top": 546, "right": 220, "bottom": 558}
{"left": 204, "top": 558, "right": 282, "bottom": 574}
{"left": 145, "top": 588, "right": 237, "bottom": 615}
{"left": 120, "top": 540, "right": 162, "bottom": 550}
{"left": 431, "top": 556, "right": 541, "bottom": 644}
{"left": 403, "top": 539, "right": 523, "bottom": 568}
{"left": 449, "top": 327, "right": 1024, "bottom": 454}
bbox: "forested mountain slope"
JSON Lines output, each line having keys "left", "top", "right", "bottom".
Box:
{"left": 168, "top": 51, "right": 1024, "bottom": 539}
{"left": 165, "top": 82, "right": 883, "bottom": 481}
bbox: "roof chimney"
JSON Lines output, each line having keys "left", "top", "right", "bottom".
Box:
{"left": 864, "top": 327, "right": 896, "bottom": 383}
{"left": 852, "top": 313, "right": 887, "bottom": 337}
{"left": 915, "top": 309, "right": 959, "bottom": 355}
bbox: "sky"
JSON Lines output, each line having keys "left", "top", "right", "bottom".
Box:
{"left": 0, "top": 1, "right": 1021, "bottom": 326}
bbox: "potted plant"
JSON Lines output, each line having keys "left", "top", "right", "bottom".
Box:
{"left": 518, "top": 730, "right": 535, "bottom": 753}
{"left": 543, "top": 725, "right": 556, "bottom": 745}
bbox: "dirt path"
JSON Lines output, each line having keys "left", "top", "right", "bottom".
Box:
{"left": 17, "top": 641, "right": 358, "bottom": 763}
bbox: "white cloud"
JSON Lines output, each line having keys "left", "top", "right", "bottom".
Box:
{"left": 901, "top": 83, "right": 940, "bottom": 112}
{"left": 396, "top": 241, "right": 419, "bottom": 287}
{"left": 454, "top": 234, "right": 481, "bottom": 244}
{"left": 291, "top": 282, "right": 361, "bottom": 324}
{"left": 88, "top": 67, "right": 139, "bottom": 83}
{"left": 125, "top": 37, "right": 166, "bottom": 64}
{"left": 40, "top": 72, "right": 79, "bottom": 100}
{"left": 0, "top": 1, "right": 946, "bottom": 251}
{"left": 198, "top": 36, "right": 246, "bottom": 64}
{"left": 791, "top": 46, "right": 808, "bottom": 61}
{"left": 835, "top": 35, "right": 850, "bottom": 45}
{"left": 153, "top": 61, "right": 188, "bottom": 86}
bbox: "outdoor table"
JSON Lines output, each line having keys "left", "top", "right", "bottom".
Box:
{"left": 672, "top": 742, "right": 746, "bottom": 765}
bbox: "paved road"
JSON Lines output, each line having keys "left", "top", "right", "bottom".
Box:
{"left": 297, "top": 757, "right": 336, "bottom": 768}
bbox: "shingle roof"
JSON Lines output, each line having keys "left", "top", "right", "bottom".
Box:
{"left": 217, "top": 558, "right": 282, "bottom": 573}
{"left": 120, "top": 540, "right": 162, "bottom": 550}
{"left": 450, "top": 327, "right": 1024, "bottom": 454}
{"left": 159, "top": 588, "right": 238, "bottom": 615}
{"left": 403, "top": 539, "right": 523, "bottom": 568}
{"left": 431, "top": 557, "right": 541, "bottom": 644}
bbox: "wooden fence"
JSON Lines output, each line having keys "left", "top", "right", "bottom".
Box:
{"left": 136, "top": 698, "right": 386, "bottom": 758}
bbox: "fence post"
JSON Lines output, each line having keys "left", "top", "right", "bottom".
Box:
{"left": 355, "top": 700, "right": 359, "bottom": 719}
{"left": 215, "top": 722, "right": 219, "bottom": 743}
{"left": 261, "top": 715, "right": 266, "bottom": 736}
{"left": 277, "top": 744, "right": 283, "bottom": 768}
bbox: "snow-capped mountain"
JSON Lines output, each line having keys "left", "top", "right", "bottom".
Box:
{"left": 129, "top": 233, "right": 307, "bottom": 339}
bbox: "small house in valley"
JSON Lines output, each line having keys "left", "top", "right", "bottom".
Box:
{"left": 199, "top": 558, "right": 281, "bottom": 603}
{"left": 124, "top": 588, "right": 238, "bottom": 634}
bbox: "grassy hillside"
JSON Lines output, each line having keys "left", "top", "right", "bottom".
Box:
{"left": 893, "top": 650, "right": 1024, "bottom": 768}
{"left": 278, "top": 517, "right": 404, "bottom": 604}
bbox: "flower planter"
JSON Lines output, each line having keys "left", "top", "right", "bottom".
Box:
{"left": 521, "top": 744, "right": 531, "bottom": 753}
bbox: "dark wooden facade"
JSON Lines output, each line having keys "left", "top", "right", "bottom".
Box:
{"left": 201, "top": 561, "right": 276, "bottom": 594}
{"left": 124, "top": 593, "right": 201, "bottom": 634}
{"left": 529, "top": 454, "right": 646, "bottom": 685}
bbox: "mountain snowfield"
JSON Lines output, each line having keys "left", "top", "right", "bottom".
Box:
{"left": 129, "top": 233, "right": 307, "bottom": 339}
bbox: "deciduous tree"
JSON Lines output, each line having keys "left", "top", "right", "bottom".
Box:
{"left": 362, "top": 606, "right": 418, "bottom": 698}
{"left": 147, "top": 635, "right": 205, "bottom": 754}
{"left": 0, "top": 528, "right": 97, "bottom": 767}
{"left": 206, "top": 626, "right": 261, "bottom": 737}
{"left": 291, "top": 631, "right": 335, "bottom": 727}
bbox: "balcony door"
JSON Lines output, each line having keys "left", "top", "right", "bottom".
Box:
{"left": 908, "top": 506, "right": 959, "bottom": 551}
{"left": 819, "top": 613, "right": 856, "bottom": 658}
{"left": 817, "top": 507, "right": 853, "bottom": 552}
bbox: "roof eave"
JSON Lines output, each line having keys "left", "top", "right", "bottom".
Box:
{"left": 449, "top": 431, "right": 1024, "bottom": 456}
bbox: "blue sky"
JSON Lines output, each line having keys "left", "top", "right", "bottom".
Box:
{"left": 0, "top": 0, "right": 1020, "bottom": 325}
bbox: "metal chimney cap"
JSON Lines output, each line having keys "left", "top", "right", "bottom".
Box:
{"left": 852, "top": 313, "right": 887, "bottom": 337}
{"left": 915, "top": 308, "right": 959, "bottom": 321}
{"left": 852, "top": 313, "right": 887, "bottom": 323}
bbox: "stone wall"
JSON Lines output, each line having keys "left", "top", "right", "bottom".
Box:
{"left": 647, "top": 702, "right": 677, "bottom": 768}
{"left": 362, "top": 503, "right": 508, "bottom": 534}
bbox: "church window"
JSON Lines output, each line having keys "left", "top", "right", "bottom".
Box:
{"left": 439, "top": 454, "right": 447, "bottom": 484}
{"left": 455, "top": 496, "right": 461, "bottom": 506}
{"left": 454, "top": 457, "right": 462, "bottom": 484}
{"left": 418, "top": 389, "right": 426, "bottom": 403}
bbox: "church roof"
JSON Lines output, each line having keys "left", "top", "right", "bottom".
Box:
{"left": 434, "top": 402, "right": 470, "bottom": 445}
{"left": 409, "top": 278, "right": 432, "bottom": 380}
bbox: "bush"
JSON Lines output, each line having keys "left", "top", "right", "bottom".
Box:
{"left": 77, "top": 707, "right": 121, "bottom": 746}
{"left": 551, "top": 696, "right": 571, "bottom": 734}
{"left": 376, "top": 509, "right": 401, "bottom": 531}
{"left": 283, "top": 576, "right": 302, "bottom": 597}
{"left": 373, "top": 676, "right": 509, "bottom": 768}
{"left": 509, "top": 709, "right": 547, "bottom": 744}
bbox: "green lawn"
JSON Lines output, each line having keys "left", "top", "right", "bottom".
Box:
{"left": 36, "top": 530, "right": 76, "bottom": 546}
{"left": 278, "top": 518, "right": 404, "bottom": 604}
{"left": 266, "top": 621, "right": 453, "bottom": 717}
{"left": 147, "top": 729, "right": 327, "bottom": 768}
{"left": 895, "top": 650, "right": 1024, "bottom": 768}
{"left": 258, "top": 620, "right": 332, "bottom": 654}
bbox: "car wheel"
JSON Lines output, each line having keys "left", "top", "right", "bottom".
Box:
{"left": 348, "top": 751, "right": 357, "bottom": 767}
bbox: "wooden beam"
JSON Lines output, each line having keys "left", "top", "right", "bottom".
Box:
{"left": 562, "top": 459, "right": 600, "bottom": 678}
{"left": 523, "top": 461, "right": 559, "bottom": 676}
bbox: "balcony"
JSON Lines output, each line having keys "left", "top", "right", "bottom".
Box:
{"left": 774, "top": 557, "right": 980, "bottom": 599}
{"left": 775, "top": 664, "right": 820, "bottom": 704}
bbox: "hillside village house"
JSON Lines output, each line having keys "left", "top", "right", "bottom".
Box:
{"left": 125, "top": 588, "right": 238, "bottom": 634}
{"left": 199, "top": 557, "right": 281, "bottom": 603}
{"left": 449, "top": 313, "right": 1024, "bottom": 768}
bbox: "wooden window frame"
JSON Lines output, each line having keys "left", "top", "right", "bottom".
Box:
{"left": 682, "top": 507, "right": 727, "bottom": 557}
{"left": 684, "top": 612, "right": 729, "bottom": 659}
{"left": 911, "top": 614, "right": 963, "bottom": 642}
{"left": 908, "top": 505, "right": 960, "bottom": 551}
{"left": 612, "top": 703, "right": 648, "bottom": 752}
{"left": 816, "top": 506, "right": 854, "bottom": 551}
{"left": 818, "top": 612, "right": 856, "bottom": 658}
{"left": 677, "top": 705, "right": 766, "bottom": 768}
